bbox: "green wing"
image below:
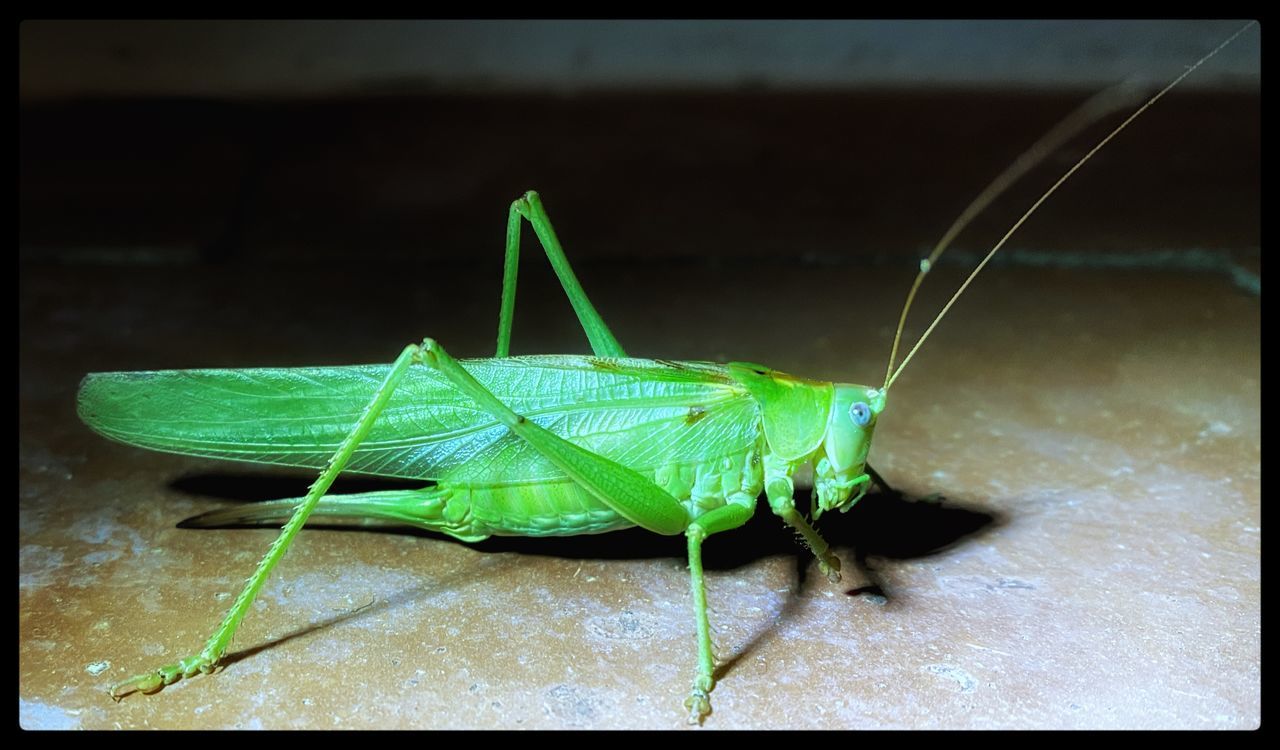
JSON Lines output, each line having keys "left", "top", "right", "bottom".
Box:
{"left": 77, "top": 355, "right": 760, "bottom": 485}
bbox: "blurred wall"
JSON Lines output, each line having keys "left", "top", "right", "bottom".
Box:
{"left": 20, "top": 20, "right": 1259, "bottom": 100}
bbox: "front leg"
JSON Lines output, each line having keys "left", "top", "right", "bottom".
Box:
{"left": 764, "top": 453, "right": 843, "bottom": 584}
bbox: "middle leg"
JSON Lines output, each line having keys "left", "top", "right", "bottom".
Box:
{"left": 683, "top": 498, "right": 756, "bottom": 724}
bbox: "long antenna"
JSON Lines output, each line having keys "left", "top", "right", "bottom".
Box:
{"left": 881, "top": 83, "right": 1142, "bottom": 389}
{"left": 882, "top": 21, "right": 1255, "bottom": 393}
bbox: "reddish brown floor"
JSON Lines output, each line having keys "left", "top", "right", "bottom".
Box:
{"left": 20, "top": 261, "right": 1259, "bottom": 729}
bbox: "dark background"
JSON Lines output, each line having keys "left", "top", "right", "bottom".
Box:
{"left": 21, "top": 20, "right": 1260, "bottom": 272}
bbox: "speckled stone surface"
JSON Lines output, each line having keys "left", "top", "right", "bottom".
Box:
{"left": 20, "top": 261, "right": 1258, "bottom": 729}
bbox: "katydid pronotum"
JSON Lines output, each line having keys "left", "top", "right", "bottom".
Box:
{"left": 77, "top": 25, "right": 1254, "bottom": 725}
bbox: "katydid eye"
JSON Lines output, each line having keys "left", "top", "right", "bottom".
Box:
{"left": 849, "top": 401, "right": 872, "bottom": 426}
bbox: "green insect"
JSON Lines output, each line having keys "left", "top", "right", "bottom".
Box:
{"left": 77, "top": 28, "right": 1250, "bottom": 725}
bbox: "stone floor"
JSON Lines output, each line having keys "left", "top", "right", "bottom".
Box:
{"left": 19, "top": 90, "right": 1259, "bottom": 729}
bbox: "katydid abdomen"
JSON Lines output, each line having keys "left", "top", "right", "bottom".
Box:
{"left": 78, "top": 355, "right": 769, "bottom": 538}
{"left": 171, "top": 447, "right": 768, "bottom": 539}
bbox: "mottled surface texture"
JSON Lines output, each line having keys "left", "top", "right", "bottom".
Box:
{"left": 20, "top": 91, "right": 1258, "bottom": 729}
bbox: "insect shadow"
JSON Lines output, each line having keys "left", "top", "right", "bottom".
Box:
{"left": 170, "top": 470, "right": 1002, "bottom": 683}
{"left": 170, "top": 471, "right": 1002, "bottom": 591}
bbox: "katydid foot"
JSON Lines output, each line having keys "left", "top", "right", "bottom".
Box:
{"left": 817, "top": 553, "right": 842, "bottom": 585}
{"left": 109, "top": 652, "right": 221, "bottom": 700}
{"left": 684, "top": 677, "right": 713, "bottom": 725}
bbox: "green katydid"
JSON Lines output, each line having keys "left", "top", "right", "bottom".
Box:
{"left": 76, "top": 26, "right": 1252, "bottom": 725}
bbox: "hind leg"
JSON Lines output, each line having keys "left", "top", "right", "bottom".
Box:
{"left": 110, "top": 343, "right": 430, "bottom": 698}
{"left": 495, "top": 191, "right": 626, "bottom": 358}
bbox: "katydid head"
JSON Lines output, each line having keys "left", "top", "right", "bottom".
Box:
{"left": 727, "top": 362, "right": 886, "bottom": 519}
{"left": 813, "top": 384, "right": 886, "bottom": 518}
